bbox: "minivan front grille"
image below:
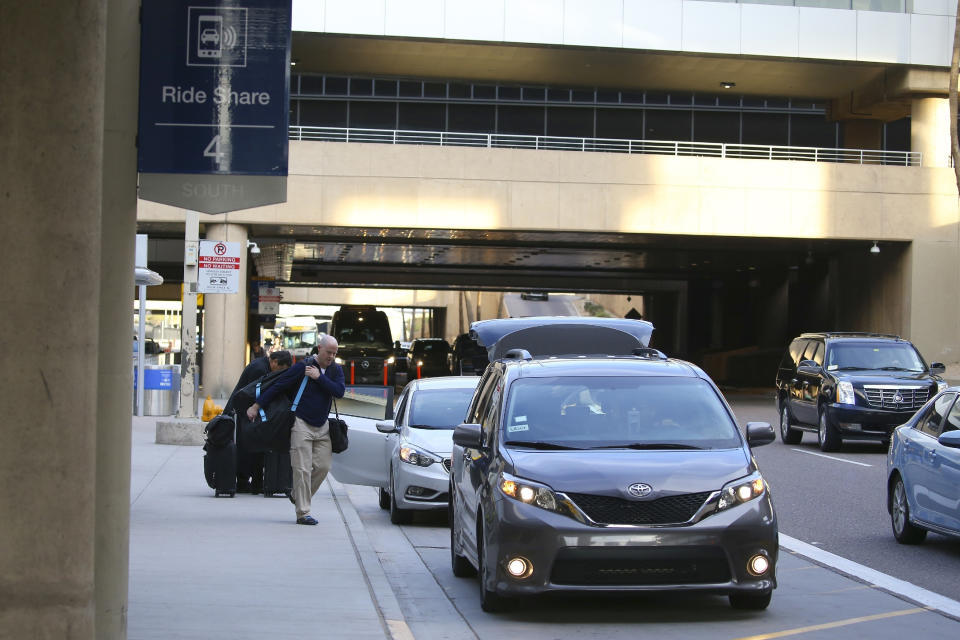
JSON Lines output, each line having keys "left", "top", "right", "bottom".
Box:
{"left": 863, "top": 385, "right": 929, "bottom": 410}
{"left": 565, "top": 492, "right": 712, "bottom": 526}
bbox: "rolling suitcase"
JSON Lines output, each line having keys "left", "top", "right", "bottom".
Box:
{"left": 203, "top": 441, "right": 237, "bottom": 498}
{"left": 262, "top": 449, "right": 292, "bottom": 498}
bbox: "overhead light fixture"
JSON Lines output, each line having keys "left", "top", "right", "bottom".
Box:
{"left": 720, "top": 81, "right": 736, "bottom": 89}
{"left": 290, "top": 59, "right": 298, "bottom": 67}
{"left": 247, "top": 240, "right": 261, "bottom": 255}
{"left": 870, "top": 241, "right": 880, "bottom": 254}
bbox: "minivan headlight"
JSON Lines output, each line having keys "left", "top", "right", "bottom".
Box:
{"left": 399, "top": 445, "right": 439, "bottom": 467}
{"left": 836, "top": 381, "right": 855, "bottom": 405}
{"left": 716, "top": 472, "right": 766, "bottom": 513}
{"left": 498, "top": 472, "right": 570, "bottom": 516}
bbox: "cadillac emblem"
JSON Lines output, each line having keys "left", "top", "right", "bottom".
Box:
{"left": 893, "top": 391, "right": 903, "bottom": 404}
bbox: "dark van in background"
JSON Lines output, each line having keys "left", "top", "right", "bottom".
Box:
{"left": 330, "top": 305, "right": 396, "bottom": 387}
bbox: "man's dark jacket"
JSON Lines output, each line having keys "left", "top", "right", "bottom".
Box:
{"left": 223, "top": 357, "right": 271, "bottom": 414}
{"left": 254, "top": 357, "right": 345, "bottom": 428}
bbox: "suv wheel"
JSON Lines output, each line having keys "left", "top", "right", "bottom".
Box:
{"left": 891, "top": 475, "right": 927, "bottom": 544}
{"left": 779, "top": 403, "right": 802, "bottom": 445}
{"left": 817, "top": 409, "right": 841, "bottom": 452}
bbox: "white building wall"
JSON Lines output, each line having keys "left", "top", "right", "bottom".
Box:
{"left": 292, "top": 0, "right": 954, "bottom": 67}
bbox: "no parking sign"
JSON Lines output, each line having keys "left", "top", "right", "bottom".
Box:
{"left": 198, "top": 240, "right": 241, "bottom": 293}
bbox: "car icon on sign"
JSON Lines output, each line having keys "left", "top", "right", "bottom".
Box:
{"left": 200, "top": 28, "right": 220, "bottom": 45}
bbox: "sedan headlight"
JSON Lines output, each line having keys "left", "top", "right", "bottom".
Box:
{"left": 716, "top": 472, "right": 766, "bottom": 513}
{"left": 498, "top": 472, "right": 570, "bottom": 516}
{"left": 399, "top": 445, "right": 440, "bottom": 467}
{"left": 836, "top": 381, "right": 855, "bottom": 405}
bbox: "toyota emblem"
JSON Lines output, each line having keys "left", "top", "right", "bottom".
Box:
{"left": 360, "top": 360, "right": 370, "bottom": 369}
{"left": 627, "top": 483, "right": 652, "bottom": 498}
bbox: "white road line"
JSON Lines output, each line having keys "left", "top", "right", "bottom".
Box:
{"left": 790, "top": 448, "right": 872, "bottom": 467}
{"left": 780, "top": 533, "right": 960, "bottom": 619}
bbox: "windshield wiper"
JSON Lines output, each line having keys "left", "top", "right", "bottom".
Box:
{"left": 835, "top": 366, "right": 872, "bottom": 370}
{"left": 505, "top": 440, "right": 583, "bottom": 450}
{"left": 877, "top": 366, "right": 917, "bottom": 371}
{"left": 591, "top": 442, "right": 704, "bottom": 450}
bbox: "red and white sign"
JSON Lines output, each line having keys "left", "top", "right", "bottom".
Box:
{"left": 258, "top": 285, "right": 281, "bottom": 314}
{"left": 198, "top": 240, "right": 241, "bottom": 293}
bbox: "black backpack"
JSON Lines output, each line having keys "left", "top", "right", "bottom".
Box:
{"left": 203, "top": 411, "right": 237, "bottom": 451}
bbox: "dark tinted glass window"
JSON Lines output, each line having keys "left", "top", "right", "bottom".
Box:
{"left": 399, "top": 81, "right": 422, "bottom": 97}
{"left": 885, "top": 117, "right": 910, "bottom": 152}
{"left": 547, "top": 107, "right": 593, "bottom": 137}
{"left": 791, "top": 114, "right": 836, "bottom": 148}
{"left": 325, "top": 76, "right": 348, "bottom": 95}
{"left": 448, "top": 83, "right": 470, "bottom": 99}
{"left": 695, "top": 94, "right": 718, "bottom": 106}
{"left": 717, "top": 94, "right": 741, "bottom": 107}
{"left": 742, "top": 112, "right": 788, "bottom": 145}
{"left": 499, "top": 86, "right": 521, "bottom": 100}
{"left": 945, "top": 398, "right": 960, "bottom": 433}
{"left": 523, "top": 87, "right": 546, "bottom": 101}
{"left": 399, "top": 103, "right": 445, "bottom": 131}
{"left": 596, "top": 109, "right": 644, "bottom": 139}
{"left": 424, "top": 82, "right": 446, "bottom": 98}
{"left": 645, "top": 109, "right": 691, "bottom": 141}
{"left": 621, "top": 91, "right": 644, "bottom": 104}
{"left": 789, "top": 339, "right": 808, "bottom": 365}
{"left": 693, "top": 111, "right": 740, "bottom": 143}
{"left": 374, "top": 79, "right": 397, "bottom": 97}
{"left": 498, "top": 105, "right": 544, "bottom": 135}
{"left": 299, "top": 100, "right": 347, "bottom": 127}
{"left": 919, "top": 393, "right": 955, "bottom": 437}
{"left": 299, "top": 75, "right": 323, "bottom": 95}
{"left": 473, "top": 85, "right": 496, "bottom": 99}
{"left": 548, "top": 88, "right": 570, "bottom": 102}
{"left": 670, "top": 93, "right": 693, "bottom": 105}
{"left": 645, "top": 92, "right": 669, "bottom": 105}
{"left": 448, "top": 104, "right": 495, "bottom": 132}
{"left": 572, "top": 89, "right": 595, "bottom": 102}
{"left": 597, "top": 90, "right": 620, "bottom": 103}
{"left": 349, "top": 102, "right": 396, "bottom": 129}
{"left": 350, "top": 78, "right": 373, "bottom": 96}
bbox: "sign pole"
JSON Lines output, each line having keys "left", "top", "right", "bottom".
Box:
{"left": 177, "top": 211, "right": 200, "bottom": 419}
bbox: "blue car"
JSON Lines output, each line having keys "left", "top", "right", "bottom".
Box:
{"left": 886, "top": 388, "right": 960, "bottom": 544}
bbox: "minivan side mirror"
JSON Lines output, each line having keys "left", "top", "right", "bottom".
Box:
{"left": 929, "top": 362, "right": 946, "bottom": 375}
{"left": 745, "top": 422, "right": 775, "bottom": 447}
{"left": 796, "top": 360, "right": 821, "bottom": 375}
{"left": 452, "top": 423, "right": 483, "bottom": 449}
{"left": 375, "top": 420, "right": 399, "bottom": 434}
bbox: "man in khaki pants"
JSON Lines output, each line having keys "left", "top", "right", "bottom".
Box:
{"left": 248, "top": 335, "right": 344, "bottom": 524}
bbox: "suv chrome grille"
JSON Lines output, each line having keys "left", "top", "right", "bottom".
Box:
{"left": 863, "top": 385, "right": 929, "bottom": 410}
{"left": 565, "top": 492, "right": 712, "bottom": 526}
{"left": 441, "top": 458, "right": 452, "bottom": 473}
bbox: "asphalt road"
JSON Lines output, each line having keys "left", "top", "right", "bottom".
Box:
{"left": 727, "top": 391, "right": 960, "bottom": 603}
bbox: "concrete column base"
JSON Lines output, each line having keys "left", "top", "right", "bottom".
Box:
{"left": 156, "top": 418, "right": 205, "bottom": 446}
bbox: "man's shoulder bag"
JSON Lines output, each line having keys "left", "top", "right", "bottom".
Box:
{"left": 329, "top": 399, "right": 349, "bottom": 454}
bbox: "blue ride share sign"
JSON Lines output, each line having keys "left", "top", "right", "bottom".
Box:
{"left": 138, "top": 0, "right": 291, "bottom": 213}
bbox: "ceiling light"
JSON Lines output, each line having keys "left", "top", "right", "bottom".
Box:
{"left": 720, "top": 81, "right": 736, "bottom": 89}
{"left": 870, "top": 241, "right": 880, "bottom": 255}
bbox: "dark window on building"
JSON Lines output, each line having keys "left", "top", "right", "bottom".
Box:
{"left": 548, "top": 88, "right": 570, "bottom": 102}
{"left": 717, "top": 94, "right": 741, "bottom": 107}
{"left": 547, "top": 107, "right": 594, "bottom": 137}
{"left": 498, "top": 105, "right": 545, "bottom": 135}
{"left": 299, "top": 75, "right": 324, "bottom": 95}
{"left": 572, "top": 89, "right": 595, "bottom": 102}
{"left": 349, "top": 101, "right": 396, "bottom": 129}
{"left": 790, "top": 114, "right": 836, "bottom": 147}
{"left": 791, "top": 99, "right": 816, "bottom": 110}
{"left": 350, "top": 78, "right": 373, "bottom": 96}
{"left": 298, "top": 100, "right": 348, "bottom": 127}
{"left": 449, "top": 83, "right": 471, "bottom": 99}
{"left": 374, "top": 79, "right": 397, "bottom": 97}
{"left": 523, "top": 87, "right": 546, "bottom": 101}
{"left": 399, "top": 81, "right": 422, "bottom": 97}
{"left": 399, "top": 102, "right": 445, "bottom": 131}
{"left": 424, "top": 82, "right": 446, "bottom": 98}
{"left": 645, "top": 92, "right": 669, "bottom": 105}
{"left": 885, "top": 117, "right": 910, "bottom": 151}
{"left": 645, "top": 109, "right": 692, "bottom": 141}
{"left": 597, "top": 90, "right": 620, "bottom": 103}
{"left": 742, "top": 112, "right": 788, "bottom": 145}
{"left": 448, "top": 104, "right": 496, "bottom": 132}
{"left": 670, "top": 93, "right": 693, "bottom": 105}
{"left": 693, "top": 111, "right": 740, "bottom": 143}
{"left": 326, "top": 77, "right": 348, "bottom": 95}
{"left": 621, "top": 91, "right": 644, "bottom": 104}
{"left": 473, "top": 85, "right": 496, "bottom": 99}
{"left": 596, "top": 108, "right": 644, "bottom": 139}
{"left": 499, "top": 86, "right": 521, "bottom": 100}
{"left": 742, "top": 97, "right": 765, "bottom": 108}
{"left": 766, "top": 98, "right": 789, "bottom": 109}
{"left": 694, "top": 94, "right": 718, "bottom": 106}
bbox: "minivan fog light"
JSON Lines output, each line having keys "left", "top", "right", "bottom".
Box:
{"left": 506, "top": 556, "right": 533, "bottom": 579}
{"left": 747, "top": 554, "right": 770, "bottom": 576}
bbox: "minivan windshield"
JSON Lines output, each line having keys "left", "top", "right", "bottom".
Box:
{"left": 502, "top": 376, "right": 741, "bottom": 450}
{"left": 825, "top": 343, "right": 925, "bottom": 372}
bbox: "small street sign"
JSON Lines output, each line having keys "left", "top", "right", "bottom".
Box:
{"left": 198, "top": 240, "right": 241, "bottom": 293}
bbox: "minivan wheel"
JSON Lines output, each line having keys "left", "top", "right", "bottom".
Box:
{"left": 450, "top": 492, "right": 475, "bottom": 577}
{"left": 779, "top": 404, "right": 802, "bottom": 445}
{"left": 478, "top": 521, "right": 508, "bottom": 612}
{"left": 729, "top": 591, "right": 772, "bottom": 610}
{"left": 891, "top": 475, "right": 927, "bottom": 544}
{"left": 818, "top": 410, "right": 841, "bottom": 452}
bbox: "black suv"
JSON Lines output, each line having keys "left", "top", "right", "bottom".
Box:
{"left": 775, "top": 332, "right": 947, "bottom": 451}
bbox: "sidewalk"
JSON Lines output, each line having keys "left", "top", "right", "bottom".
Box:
{"left": 128, "top": 411, "right": 414, "bottom": 640}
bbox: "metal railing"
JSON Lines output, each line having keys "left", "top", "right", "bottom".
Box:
{"left": 288, "top": 126, "right": 921, "bottom": 167}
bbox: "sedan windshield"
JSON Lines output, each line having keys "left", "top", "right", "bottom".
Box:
{"left": 825, "top": 343, "right": 926, "bottom": 372}
{"left": 408, "top": 387, "right": 476, "bottom": 429}
{"left": 502, "top": 376, "right": 741, "bottom": 449}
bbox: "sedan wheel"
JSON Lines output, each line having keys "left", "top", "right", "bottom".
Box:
{"left": 818, "top": 410, "right": 841, "bottom": 452}
{"left": 378, "top": 488, "right": 390, "bottom": 510}
{"left": 779, "top": 404, "right": 802, "bottom": 445}
{"left": 389, "top": 467, "right": 413, "bottom": 525}
{"left": 891, "top": 476, "right": 927, "bottom": 544}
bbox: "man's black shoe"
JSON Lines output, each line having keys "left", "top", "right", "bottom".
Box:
{"left": 296, "top": 515, "right": 318, "bottom": 525}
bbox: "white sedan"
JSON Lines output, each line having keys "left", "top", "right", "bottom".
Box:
{"left": 331, "top": 376, "right": 481, "bottom": 524}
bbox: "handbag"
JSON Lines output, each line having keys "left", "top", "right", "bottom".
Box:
{"left": 329, "top": 399, "right": 349, "bottom": 454}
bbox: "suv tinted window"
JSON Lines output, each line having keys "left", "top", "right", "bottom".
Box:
{"left": 919, "top": 393, "right": 955, "bottom": 438}
{"left": 825, "top": 342, "right": 925, "bottom": 372}
{"left": 804, "top": 341, "right": 824, "bottom": 366}
{"left": 503, "top": 376, "right": 740, "bottom": 449}
{"left": 788, "top": 339, "right": 808, "bottom": 366}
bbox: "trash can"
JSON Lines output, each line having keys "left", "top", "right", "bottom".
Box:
{"left": 139, "top": 364, "right": 181, "bottom": 416}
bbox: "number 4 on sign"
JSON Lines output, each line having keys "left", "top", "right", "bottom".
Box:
{"left": 204, "top": 135, "right": 225, "bottom": 165}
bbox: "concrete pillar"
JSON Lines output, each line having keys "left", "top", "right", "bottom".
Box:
{"left": 96, "top": 0, "right": 140, "bottom": 636}
{"left": 911, "top": 97, "right": 951, "bottom": 168}
{"left": 0, "top": 2, "right": 107, "bottom": 637}
{"left": 202, "top": 224, "right": 249, "bottom": 400}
